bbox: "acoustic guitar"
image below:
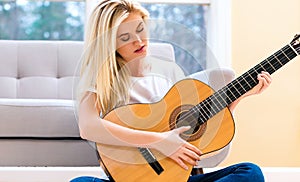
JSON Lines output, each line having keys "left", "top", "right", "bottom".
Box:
{"left": 96, "top": 34, "right": 300, "bottom": 182}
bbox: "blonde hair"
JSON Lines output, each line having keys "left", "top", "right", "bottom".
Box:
{"left": 77, "top": 0, "right": 149, "bottom": 115}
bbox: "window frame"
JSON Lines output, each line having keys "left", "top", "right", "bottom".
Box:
{"left": 206, "top": 0, "right": 232, "bottom": 68}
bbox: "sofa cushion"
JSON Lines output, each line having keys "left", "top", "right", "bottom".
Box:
{"left": 0, "top": 99, "right": 79, "bottom": 138}
{"left": 18, "top": 42, "right": 58, "bottom": 78}
{"left": 0, "top": 40, "right": 83, "bottom": 99}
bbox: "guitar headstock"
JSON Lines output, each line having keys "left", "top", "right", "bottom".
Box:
{"left": 291, "top": 34, "right": 300, "bottom": 54}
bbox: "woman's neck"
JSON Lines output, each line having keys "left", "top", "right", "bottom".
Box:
{"left": 126, "top": 58, "right": 151, "bottom": 77}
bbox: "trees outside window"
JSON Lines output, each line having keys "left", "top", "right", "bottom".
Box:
{"left": 0, "top": 1, "right": 85, "bottom": 40}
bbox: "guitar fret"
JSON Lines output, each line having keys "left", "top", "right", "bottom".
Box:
{"left": 195, "top": 94, "right": 229, "bottom": 122}
{"left": 215, "top": 91, "right": 230, "bottom": 106}
{"left": 229, "top": 82, "right": 242, "bottom": 97}
{"left": 253, "top": 67, "right": 260, "bottom": 74}
{"left": 199, "top": 103, "right": 211, "bottom": 120}
{"left": 280, "top": 49, "right": 291, "bottom": 61}
{"left": 234, "top": 79, "right": 247, "bottom": 93}
{"left": 274, "top": 53, "right": 287, "bottom": 65}
{"left": 211, "top": 97, "right": 223, "bottom": 113}
{"left": 258, "top": 63, "right": 266, "bottom": 72}
{"left": 202, "top": 100, "right": 216, "bottom": 117}
{"left": 266, "top": 58, "right": 277, "bottom": 72}
{"left": 204, "top": 100, "right": 217, "bottom": 117}
{"left": 212, "top": 94, "right": 226, "bottom": 110}
{"left": 226, "top": 85, "right": 238, "bottom": 100}
{"left": 272, "top": 54, "right": 284, "bottom": 66}
{"left": 236, "top": 71, "right": 258, "bottom": 93}
{"left": 246, "top": 71, "right": 257, "bottom": 83}
{"left": 240, "top": 75, "right": 252, "bottom": 89}
{"left": 220, "top": 86, "right": 235, "bottom": 103}
{"left": 211, "top": 89, "right": 228, "bottom": 110}
{"left": 268, "top": 55, "right": 283, "bottom": 70}
{"left": 197, "top": 108, "right": 208, "bottom": 123}
{"left": 274, "top": 50, "right": 289, "bottom": 65}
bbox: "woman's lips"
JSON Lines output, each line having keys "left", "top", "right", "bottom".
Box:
{"left": 134, "top": 45, "right": 145, "bottom": 53}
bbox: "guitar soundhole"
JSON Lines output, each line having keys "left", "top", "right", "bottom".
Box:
{"left": 169, "top": 105, "right": 207, "bottom": 142}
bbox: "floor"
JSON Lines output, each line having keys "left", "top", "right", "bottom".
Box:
{"left": 0, "top": 167, "right": 299, "bottom": 182}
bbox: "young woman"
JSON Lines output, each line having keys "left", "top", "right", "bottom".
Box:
{"left": 71, "top": 0, "right": 271, "bottom": 181}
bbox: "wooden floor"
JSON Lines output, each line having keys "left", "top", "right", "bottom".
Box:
{"left": 0, "top": 167, "right": 299, "bottom": 182}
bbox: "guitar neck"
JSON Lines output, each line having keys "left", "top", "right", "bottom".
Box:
{"left": 195, "top": 43, "right": 299, "bottom": 123}
{"left": 222, "top": 44, "right": 298, "bottom": 104}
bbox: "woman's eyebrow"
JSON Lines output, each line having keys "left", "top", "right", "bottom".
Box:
{"left": 118, "top": 21, "right": 144, "bottom": 37}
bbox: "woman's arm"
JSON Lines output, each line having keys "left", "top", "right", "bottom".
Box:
{"left": 78, "top": 92, "right": 159, "bottom": 146}
{"left": 228, "top": 71, "right": 272, "bottom": 111}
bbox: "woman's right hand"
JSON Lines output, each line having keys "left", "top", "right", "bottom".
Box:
{"left": 150, "top": 126, "right": 202, "bottom": 170}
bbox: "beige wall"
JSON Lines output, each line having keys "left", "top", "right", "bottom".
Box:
{"left": 220, "top": 0, "right": 300, "bottom": 167}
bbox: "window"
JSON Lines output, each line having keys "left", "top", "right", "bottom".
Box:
{"left": 141, "top": 3, "right": 208, "bottom": 74}
{"left": 1, "top": 0, "right": 231, "bottom": 72}
{"left": 0, "top": 0, "right": 85, "bottom": 40}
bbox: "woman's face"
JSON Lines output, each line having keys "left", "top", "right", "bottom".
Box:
{"left": 116, "top": 12, "right": 148, "bottom": 62}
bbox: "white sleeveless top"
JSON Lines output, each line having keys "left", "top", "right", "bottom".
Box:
{"left": 128, "top": 59, "right": 185, "bottom": 104}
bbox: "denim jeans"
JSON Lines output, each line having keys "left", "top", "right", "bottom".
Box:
{"left": 70, "top": 162, "right": 264, "bottom": 182}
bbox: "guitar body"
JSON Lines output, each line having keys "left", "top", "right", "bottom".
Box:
{"left": 97, "top": 79, "right": 235, "bottom": 182}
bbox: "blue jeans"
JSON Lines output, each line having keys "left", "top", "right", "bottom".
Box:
{"left": 70, "top": 162, "right": 264, "bottom": 182}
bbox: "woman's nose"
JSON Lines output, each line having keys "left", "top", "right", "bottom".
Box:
{"left": 133, "top": 34, "right": 142, "bottom": 43}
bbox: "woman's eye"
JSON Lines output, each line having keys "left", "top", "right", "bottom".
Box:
{"left": 137, "top": 26, "right": 144, "bottom": 33}
{"left": 120, "top": 34, "right": 130, "bottom": 42}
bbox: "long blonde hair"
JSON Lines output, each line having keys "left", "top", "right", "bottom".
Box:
{"left": 77, "top": 0, "right": 149, "bottom": 115}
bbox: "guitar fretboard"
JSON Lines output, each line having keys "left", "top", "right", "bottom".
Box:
{"left": 190, "top": 44, "right": 299, "bottom": 124}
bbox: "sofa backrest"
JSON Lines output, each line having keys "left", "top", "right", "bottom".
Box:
{"left": 0, "top": 40, "right": 175, "bottom": 100}
{"left": 0, "top": 41, "right": 82, "bottom": 99}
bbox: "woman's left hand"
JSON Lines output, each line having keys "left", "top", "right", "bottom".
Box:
{"left": 228, "top": 71, "right": 272, "bottom": 111}
{"left": 244, "top": 71, "right": 272, "bottom": 97}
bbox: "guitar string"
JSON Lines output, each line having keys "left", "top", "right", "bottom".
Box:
{"left": 173, "top": 44, "right": 298, "bottom": 132}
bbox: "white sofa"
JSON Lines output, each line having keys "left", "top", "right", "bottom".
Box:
{"left": 0, "top": 40, "right": 235, "bottom": 169}
{"left": 0, "top": 40, "right": 99, "bottom": 166}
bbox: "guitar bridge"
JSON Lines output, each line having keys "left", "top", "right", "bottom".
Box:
{"left": 138, "top": 147, "right": 164, "bottom": 175}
